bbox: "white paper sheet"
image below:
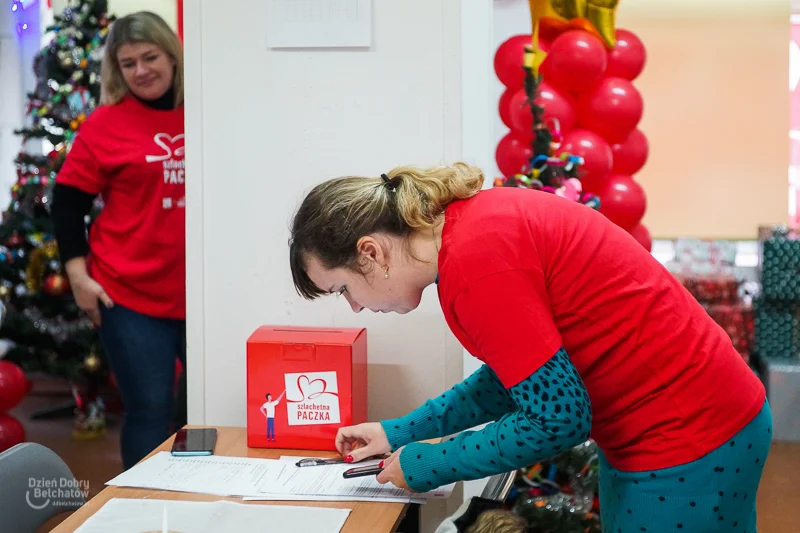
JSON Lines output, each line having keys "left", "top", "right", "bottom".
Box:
{"left": 266, "top": 0, "right": 372, "bottom": 48}
{"left": 105, "top": 452, "right": 454, "bottom": 504}
{"left": 74, "top": 498, "right": 350, "bottom": 533}
{"left": 254, "top": 455, "right": 455, "bottom": 502}
{"left": 105, "top": 452, "right": 283, "bottom": 497}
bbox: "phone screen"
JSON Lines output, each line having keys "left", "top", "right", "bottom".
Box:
{"left": 171, "top": 428, "right": 218, "bottom": 456}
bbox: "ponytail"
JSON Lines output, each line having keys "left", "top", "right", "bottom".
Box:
{"left": 289, "top": 162, "right": 484, "bottom": 299}
{"left": 384, "top": 162, "right": 485, "bottom": 229}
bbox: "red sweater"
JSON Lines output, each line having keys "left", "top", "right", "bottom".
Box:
{"left": 56, "top": 94, "right": 185, "bottom": 319}
{"left": 436, "top": 187, "right": 765, "bottom": 471}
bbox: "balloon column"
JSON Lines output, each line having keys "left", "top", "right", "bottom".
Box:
{"left": 493, "top": 0, "right": 652, "bottom": 251}
{"left": 0, "top": 360, "right": 27, "bottom": 452}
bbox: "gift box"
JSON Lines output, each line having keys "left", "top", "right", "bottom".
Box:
{"left": 753, "top": 299, "right": 800, "bottom": 359}
{"left": 674, "top": 273, "right": 740, "bottom": 305}
{"left": 706, "top": 303, "right": 754, "bottom": 355}
{"left": 246, "top": 326, "right": 368, "bottom": 451}
{"left": 758, "top": 356, "right": 800, "bottom": 442}
{"left": 758, "top": 226, "right": 800, "bottom": 302}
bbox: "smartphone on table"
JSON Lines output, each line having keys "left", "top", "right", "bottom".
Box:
{"left": 171, "top": 428, "right": 218, "bottom": 456}
{"left": 343, "top": 464, "right": 384, "bottom": 479}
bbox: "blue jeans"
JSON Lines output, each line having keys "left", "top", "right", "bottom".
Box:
{"left": 267, "top": 418, "right": 275, "bottom": 440}
{"left": 99, "top": 303, "right": 186, "bottom": 470}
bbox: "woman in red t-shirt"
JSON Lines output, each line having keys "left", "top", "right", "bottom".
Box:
{"left": 51, "top": 12, "right": 186, "bottom": 470}
{"left": 289, "top": 162, "right": 772, "bottom": 532}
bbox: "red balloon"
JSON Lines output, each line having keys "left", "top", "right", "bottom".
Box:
{"left": 557, "top": 129, "right": 613, "bottom": 191}
{"left": 496, "top": 132, "right": 533, "bottom": 178}
{"left": 607, "top": 29, "right": 647, "bottom": 81}
{"left": 0, "top": 361, "right": 27, "bottom": 412}
{"left": 611, "top": 128, "right": 649, "bottom": 175}
{"left": 498, "top": 88, "right": 517, "bottom": 131}
{"left": 577, "top": 77, "right": 643, "bottom": 143}
{"left": 597, "top": 174, "right": 647, "bottom": 231}
{"left": 494, "top": 35, "right": 531, "bottom": 88}
{"left": 0, "top": 414, "right": 25, "bottom": 453}
{"left": 508, "top": 83, "right": 577, "bottom": 137}
{"left": 544, "top": 30, "right": 608, "bottom": 93}
{"left": 628, "top": 223, "right": 652, "bottom": 252}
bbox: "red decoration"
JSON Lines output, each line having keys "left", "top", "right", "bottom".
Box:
{"left": 611, "top": 128, "right": 649, "bottom": 175}
{"left": 0, "top": 414, "right": 25, "bottom": 453}
{"left": 499, "top": 88, "right": 517, "bottom": 131}
{"left": 508, "top": 82, "right": 577, "bottom": 137}
{"left": 544, "top": 30, "right": 608, "bottom": 93}
{"left": 597, "top": 174, "right": 647, "bottom": 231}
{"left": 177, "top": 0, "right": 184, "bottom": 44}
{"left": 496, "top": 133, "right": 534, "bottom": 177}
{"left": 577, "top": 76, "right": 643, "bottom": 143}
{"left": 628, "top": 223, "right": 652, "bottom": 252}
{"left": 43, "top": 273, "right": 70, "bottom": 296}
{"left": 606, "top": 29, "right": 647, "bottom": 81}
{"left": 494, "top": 35, "right": 533, "bottom": 88}
{"left": 557, "top": 129, "right": 613, "bottom": 191}
{"left": 0, "top": 361, "right": 27, "bottom": 412}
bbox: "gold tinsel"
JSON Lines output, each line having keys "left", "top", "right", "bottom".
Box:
{"left": 25, "top": 241, "right": 59, "bottom": 293}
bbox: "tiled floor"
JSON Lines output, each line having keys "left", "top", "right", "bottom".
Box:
{"left": 7, "top": 377, "right": 800, "bottom": 532}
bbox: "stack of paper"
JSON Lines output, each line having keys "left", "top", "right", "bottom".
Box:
{"left": 106, "top": 452, "right": 454, "bottom": 504}
{"left": 74, "top": 498, "right": 351, "bottom": 533}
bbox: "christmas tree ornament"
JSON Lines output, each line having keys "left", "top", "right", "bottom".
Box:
{"left": 43, "top": 273, "right": 70, "bottom": 296}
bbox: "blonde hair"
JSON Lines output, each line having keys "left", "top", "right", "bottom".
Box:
{"left": 289, "top": 162, "right": 485, "bottom": 299}
{"left": 466, "top": 510, "right": 527, "bottom": 533}
{"left": 100, "top": 11, "right": 184, "bottom": 108}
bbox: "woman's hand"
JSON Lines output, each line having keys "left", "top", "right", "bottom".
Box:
{"left": 376, "top": 448, "right": 413, "bottom": 492}
{"left": 335, "top": 422, "right": 391, "bottom": 462}
{"left": 71, "top": 274, "right": 113, "bottom": 327}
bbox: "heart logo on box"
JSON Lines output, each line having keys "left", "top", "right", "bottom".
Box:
{"left": 296, "top": 375, "right": 333, "bottom": 400}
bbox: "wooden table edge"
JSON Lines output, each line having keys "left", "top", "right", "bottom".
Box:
{"left": 49, "top": 425, "right": 417, "bottom": 533}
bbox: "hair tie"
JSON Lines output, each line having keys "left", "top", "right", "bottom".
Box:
{"left": 381, "top": 173, "right": 397, "bottom": 192}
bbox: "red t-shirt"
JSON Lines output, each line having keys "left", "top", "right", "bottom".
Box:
{"left": 437, "top": 187, "right": 765, "bottom": 471}
{"left": 56, "top": 94, "right": 185, "bottom": 319}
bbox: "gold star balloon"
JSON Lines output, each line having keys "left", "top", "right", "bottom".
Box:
{"left": 533, "top": 0, "right": 619, "bottom": 49}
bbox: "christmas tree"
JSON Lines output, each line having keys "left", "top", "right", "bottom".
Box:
{"left": 0, "top": 1, "right": 114, "bottom": 403}
{"left": 508, "top": 440, "right": 602, "bottom": 533}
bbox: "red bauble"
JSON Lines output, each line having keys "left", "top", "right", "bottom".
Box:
{"left": 611, "top": 128, "right": 649, "bottom": 175}
{"left": 43, "top": 273, "right": 70, "bottom": 296}
{"left": 496, "top": 133, "right": 533, "bottom": 178}
{"left": 577, "top": 77, "right": 643, "bottom": 143}
{"left": 499, "top": 88, "right": 517, "bottom": 131}
{"left": 597, "top": 174, "right": 647, "bottom": 231}
{"left": 557, "top": 129, "right": 613, "bottom": 191}
{"left": 0, "top": 414, "right": 25, "bottom": 453}
{"left": 508, "top": 82, "right": 577, "bottom": 137}
{"left": 494, "top": 34, "right": 532, "bottom": 88}
{"left": 629, "top": 223, "right": 652, "bottom": 252}
{"left": 0, "top": 361, "right": 27, "bottom": 412}
{"left": 606, "top": 29, "right": 647, "bottom": 81}
{"left": 544, "top": 30, "right": 608, "bottom": 93}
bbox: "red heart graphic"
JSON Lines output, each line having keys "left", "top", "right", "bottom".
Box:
{"left": 297, "top": 375, "right": 327, "bottom": 400}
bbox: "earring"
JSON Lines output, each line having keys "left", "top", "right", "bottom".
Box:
{"left": 383, "top": 265, "right": 389, "bottom": 279}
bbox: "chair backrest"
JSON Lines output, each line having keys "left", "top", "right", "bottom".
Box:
{"left": 0, "top": 442, "right": 86, "bottom": 533}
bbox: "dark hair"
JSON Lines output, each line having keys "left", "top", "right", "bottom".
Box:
{"left": 265, "top": 393, "right": 272, "bottom": 399}
{"left": 289, "top": 162, "right": 484, "bottom": 300}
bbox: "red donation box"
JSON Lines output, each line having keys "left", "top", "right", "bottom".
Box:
{"left": 246, "top": 326, "right": 368, "bottom": 451}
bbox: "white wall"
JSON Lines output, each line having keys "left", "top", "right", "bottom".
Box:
{"left": 184, "top": 1, "right": 467, "bottom": 529}
{"left": 0, "top": 0, "right": 44, "bottom": 210}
